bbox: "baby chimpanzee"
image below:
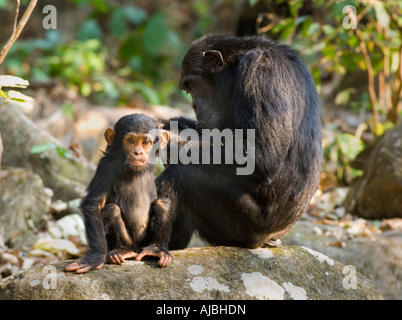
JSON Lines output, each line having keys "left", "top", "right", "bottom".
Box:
{"left": 66, "top": 114, "right": 171, "bottom": 273}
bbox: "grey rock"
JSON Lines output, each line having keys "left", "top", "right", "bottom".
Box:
{"left": 0, "top": 105, "right": 95, "bottom": 201}
{"left": 283, "top": 220, "right": 402, "bottom": 299}
{"left": 344, "top": 123, "right": 402, "bottom": 219}
{"left": 0, "top": 246, "right": 383, "bottom": 300}
{"left": 0, "top": 168, "right": 49, "bottom": 248}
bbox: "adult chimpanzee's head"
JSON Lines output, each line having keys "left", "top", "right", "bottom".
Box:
{"left": 179, "top": 35, "right": 262, "bottom": 130}
{"left": 104, "top": 114, "right": 169, "bottom": 172}
{"left": 179, "top": 36, "right": 244, "bottom": 130}
{"left": 179, "top": 35, "right": 308, "bottom": 133}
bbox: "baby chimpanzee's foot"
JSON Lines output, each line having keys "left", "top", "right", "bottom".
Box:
{"left": 107, "top": 249, "right": 138, "bottom": 265}
{"left": 135, "top": 244, "right": 172, "bottom": 268}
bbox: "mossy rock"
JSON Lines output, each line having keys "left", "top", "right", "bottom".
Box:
{"left": 0, "top": 246, "right": 383, "bottom": 300}
{"left": 0, "top": 105, "right": 95, "bottom": 201}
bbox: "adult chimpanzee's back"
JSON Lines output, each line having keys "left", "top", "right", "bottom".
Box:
{"left": 157, "top": 35, "right": 322, "bottom": 249}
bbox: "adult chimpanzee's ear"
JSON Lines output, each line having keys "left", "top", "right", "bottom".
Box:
{"left": 158, "top": 130, "right": 170, "bottom": 149}
{"left": 104, "top": 128, "right": 115, "bottom": 146}
{"left": 203, "top": 50, "right": 225, "bottom": 68}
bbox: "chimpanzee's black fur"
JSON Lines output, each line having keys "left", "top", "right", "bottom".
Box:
{"left": 158, "top": 35, "right": 322, "bottom": 249}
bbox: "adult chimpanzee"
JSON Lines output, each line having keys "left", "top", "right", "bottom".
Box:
{"left": 158, "top": 35, "right": 322, "bottom": 249}
{"left": 65, "top": 114, "right": 171, "bottom": 273}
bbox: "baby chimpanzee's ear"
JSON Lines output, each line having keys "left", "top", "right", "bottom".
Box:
{"left": 158, "top": 130, "right": 170, "bottom": 149}
{"left": 104, "top": 128, "right": 115, "bottom": 146}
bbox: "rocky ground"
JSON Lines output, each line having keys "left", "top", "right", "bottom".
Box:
{"left": 1, "top": 96, "right": 401, "bottom": 299}
{"left": 0, "top": 246, "right": 383, "bottom": 300}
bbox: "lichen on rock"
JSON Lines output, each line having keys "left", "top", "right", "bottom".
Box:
{"left": 0, "top": 246, "right": 383, "bottom": 300}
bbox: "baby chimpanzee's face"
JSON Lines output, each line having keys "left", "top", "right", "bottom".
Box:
{"left": 122, "top": 132, "right": 155, "bottom": 171}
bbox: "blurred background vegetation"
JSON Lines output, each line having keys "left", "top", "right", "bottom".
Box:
{"left": 0, "top": 0, "right": 401, "bottom": 187}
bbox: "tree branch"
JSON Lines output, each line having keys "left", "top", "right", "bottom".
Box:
{"left": 0, "top": 0, "right": 38, "bottom": 65}
{"left": 388, "top": 46, "right": 402, "bottom": 123}
{"left": 355, "top": 28, "right": 379, "bottom": 126}
{"left": 12, "top": 0, "right": 21, "bottom": 35}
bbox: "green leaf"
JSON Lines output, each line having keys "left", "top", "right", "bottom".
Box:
{"left": 300, "top": 18, "right": 313, "bottom": 36}
{"left": 109, "top": 6, "right": 147, "bottom": 39}
{"left": 336, "top": 133, "right": 364, "bottom": 161}
{"left": 109, "top": 9, "right": 127, "bottom": 38}
{"left": 99, "top": 77, "right": 119, "bottom": 100}
{"left": 31, "top": 66, "right": 52, "bottom": 82}
{"left": 46, "top": 29, "right": 63, "bottom": 46}
{"left": 143, "top": 13, "right": 169, "bottom": 56}
{"left": 347, "top": 34, "right": 358, "bottom": 47}
{"left": 322, "top": 44, "right": 336, "bottom": 58}
{"left": 8, "top": 90, "right": 33, "bottom": 101}
{"left": 61, "top": 102, "right": 74, "bottom": 118}
{"left": 124, "top": 6, "right": 147, "bottom": 25}
{"left": 119, "top": 36, "right": 139, "bottom": 60}
{"left": 306, "top": 22, "right": 320, "bottom": 36}
{"left": 133, "top": 82, "right": 161, "bottom": 105}
{"left": 294, "top": 15, "right": 309, "bottom": 26}
{"left": 0, "top": 75, "right": 29, "bottom": 88}
{"left": 350, "top": 168, "right": 363, "bottom": 180}
{"left": 0, "top": 0, "right": 8, "bottom": 8}
{"left": 80, "top": 82, "right": 92, "bottom": 97}
{"left": 30, "top": 142, "right": 73, "bottom": 159}
{"left": 30, "top": 143, "right": 58, "bottom": 154}
{"left": 372, "top": 121, "right": 394, "bottom": 136}
{"left": 79, "top": 19, "right": 103, "bottom": 40}
{"left": 7, "top": 90, "right": 34, "bottom": 110}
{"left": 289, "top": 0, "right": 303, "bottom": 17}
{"left": 249, "top": 0, "right": 259, "bottom": 7}
{"left": 280, "top": 19, "right": 296, "bottom": 39}
{"left": 322, "top": 24, "right": 335, "bottom": 36}
{"left": 335, "top": 88, "right": 356, "bottom": 105}
{"left": 56, "top": 146, "right": 73, "bottom": 159}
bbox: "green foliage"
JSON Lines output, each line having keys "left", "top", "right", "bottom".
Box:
{"left": 0, "top": 75, "right": 29, "bottom": 88}
{"left": 0, "top": 0, "right": 30, "bottom": 8}
{"left": 0, "top": 75, "right": 33, "bottom": 109}
{"left": 323, "top": 124, "right": 364, "bottom": 183}
{"left": 1, "top": 2, "right": 186, "bottom": 106}
{"left": 48, "top": 39, "right": 106, "bottom": 97}
{"left": 109, "top": 6, "right": 148, "bottom": 38}
{"left": 249, "top": 0, "right": 259, "bottom": 7}
{"left": 79, "top": 20, "right": 103, "bottom": 41}
{"left": 30, "top": 142, "right": 73, "bottom": 159}
{"left": 71, "top": 0, "right": 109, "bottom": 13}
{"left": 60, "top": 102, "right": 75, "bottom": 118}
{"left": 261, "top": 0, "right": 402, "bottom": 127}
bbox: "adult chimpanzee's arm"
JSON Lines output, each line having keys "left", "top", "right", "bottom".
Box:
{"left": 158, "top": 116, "right": 197, "bottom": 131}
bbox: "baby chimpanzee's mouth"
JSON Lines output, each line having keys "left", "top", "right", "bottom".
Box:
{"left": 133, "top": 160, "right": 146, "bottom": 166}
{"left": 125, "top": 158, "right": 147, "bottom": 169}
